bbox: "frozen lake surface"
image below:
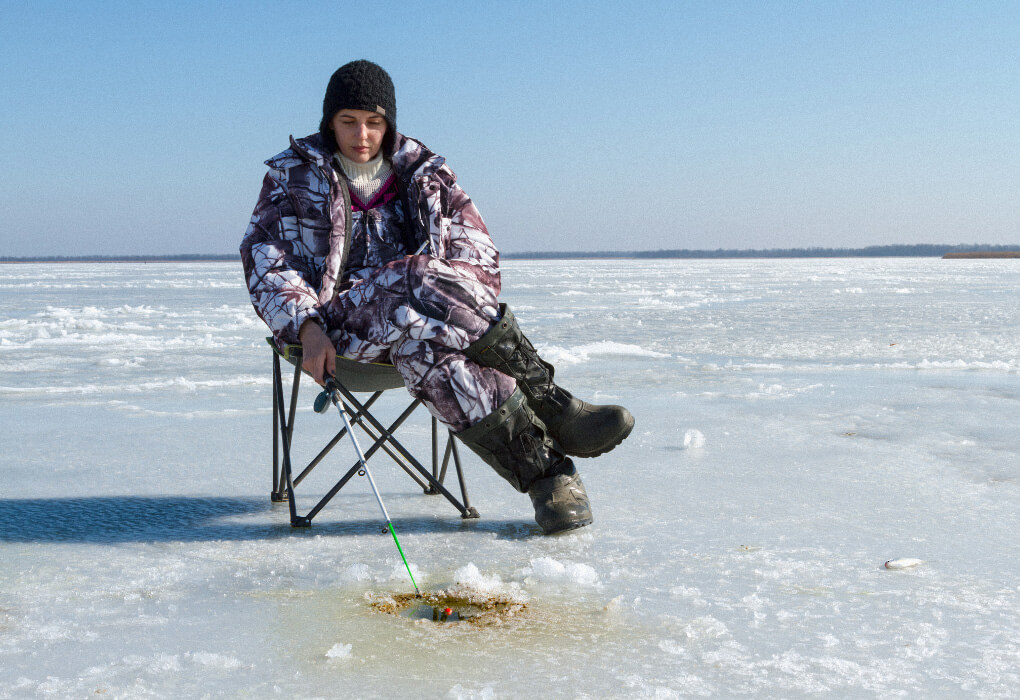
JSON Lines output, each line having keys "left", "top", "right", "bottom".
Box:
{"left": 1, "top": 258, "right": 1018, "bottom": 698}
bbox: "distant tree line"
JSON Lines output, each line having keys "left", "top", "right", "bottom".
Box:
{"left": 3, "top": 244, "right": 1019, "bottom": 263}
{"left": 502, "top": 243, "right": 1020, "bottom": 259}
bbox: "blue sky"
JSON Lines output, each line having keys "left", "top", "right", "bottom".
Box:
{"left": 2, "top": 1, "right": 1018, "bottom": 256}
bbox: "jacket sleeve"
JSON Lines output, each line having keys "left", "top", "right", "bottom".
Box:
{"left": 437, "top": 172, "right": 502, "bottom": 296}
{"left": 239, "top": 169, "right": 325, "bottom": 344}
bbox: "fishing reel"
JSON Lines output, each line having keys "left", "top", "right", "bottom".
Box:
{"left": 314, "top": 379, "right": 365, "bottom": 483}
{"left": 313, "top": 377, "right": 341, "bottom": 414}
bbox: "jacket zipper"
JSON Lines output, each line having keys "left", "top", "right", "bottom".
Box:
{"left": 413, "top": 175, "right": 435, "bottom": 256}
{"left": 319, "top": 146, "right": 438, "bottom": 300}
{"left": 329, "top": 163, "right": 354, "bottom": 300}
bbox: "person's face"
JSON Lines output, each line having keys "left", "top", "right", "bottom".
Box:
{"left": 331, "top": 109, "right": 387, "bottom": 162}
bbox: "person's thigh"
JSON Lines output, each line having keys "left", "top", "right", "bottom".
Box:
{"left": 326, "top": 256, "right": 498, "bottom": 362}
{"left": 392, "top": 340, "right": 516, "bottom": 431}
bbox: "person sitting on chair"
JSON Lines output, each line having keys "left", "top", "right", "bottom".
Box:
{"left": 240, "top": 60, "right": 633, "bottom": 534}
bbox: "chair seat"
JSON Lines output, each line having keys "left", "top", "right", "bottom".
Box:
{"left": 268, "top": 338, "right": 404, "bottom": 392}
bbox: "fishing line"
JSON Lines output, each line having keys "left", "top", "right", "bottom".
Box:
{"left": 317, "top": 377, "right": 421, "bottom": 596}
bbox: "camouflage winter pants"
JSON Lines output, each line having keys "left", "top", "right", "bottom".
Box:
{"left": 324, "top": 256, "right": 517, "bottom": 432}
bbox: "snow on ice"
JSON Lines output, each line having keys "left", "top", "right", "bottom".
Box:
{"left": 1, "top": 259, "right": 1018, "bottom": 698}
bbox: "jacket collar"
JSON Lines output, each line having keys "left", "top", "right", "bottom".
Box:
{"left": 267, "top": 132, "right": 451, "bottom": 184}
{"left": 389, "top": 133, "right": 447, "bottom": 182}
{"left": 289, "top": 133, "right": 332, "bottom": 167}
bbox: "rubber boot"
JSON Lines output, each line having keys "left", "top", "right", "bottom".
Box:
{"left": 456, "top": 388, "right": 593, "bottom": 534}
{"left": 465, "top": 304, "right": 634, "bottom": 458}
{"left": 527, "top": 463, "right": 592, "bottom": 536}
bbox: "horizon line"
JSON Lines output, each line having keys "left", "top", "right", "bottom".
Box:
{"left": 2, "top": 243, "right": 1020, "bottom": 264}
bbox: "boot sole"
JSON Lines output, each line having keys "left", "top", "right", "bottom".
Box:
{"left": 541, "top": 516, "right": 594, "bottom": 535}
{"left": 567, "top": 416, "right": 635, "bottom": 458}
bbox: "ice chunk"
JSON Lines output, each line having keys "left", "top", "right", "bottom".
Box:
{"left": 603, "top": 595, "right": 624, "bottom": 612}
{"left": 447, "top": 563, "right": 527, "bottom": 604}
{"left": 681, "top": 616, "right": 730, "bottom": 641}
{"left": 521, "top": 557, "right": 600, "bottom": 587}
{"left": 453, "top": 563, "right": 503, "bottom": 593}
{"left": 683, "top": 429, "right": 706, "bottom": 449}
{"left": 190, "top": 652, "right": 243, "bottom": 669}
{"left": 884, "top": 558, "right": 924, "bottom": 570}
{"left": 325, "top": 643, "right": 352, "bottom": 660}
{"left": 388, "top": 561, "right": 423, "bottom": 585}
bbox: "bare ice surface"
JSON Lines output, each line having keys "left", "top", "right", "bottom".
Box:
{"left": 1, "top": 259, "right": 1018, "bottom": 698}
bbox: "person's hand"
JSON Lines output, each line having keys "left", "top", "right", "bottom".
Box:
{"left": 298, "top": 320, "right": 336, "bottom": 386}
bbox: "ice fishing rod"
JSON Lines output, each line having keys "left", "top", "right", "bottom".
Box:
{"left": 315, "top": 377, "right": 421, "bottom": 596}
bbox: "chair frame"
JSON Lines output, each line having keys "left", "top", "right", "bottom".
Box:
{"left": 269, "top": 342, "right": 480, "bottom": 527}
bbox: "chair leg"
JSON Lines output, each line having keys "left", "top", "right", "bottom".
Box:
{"left": 449, "top": 434, "right": 479, "bottom": 519}
{"left": 271, "top": 354, "right": 302, "bottom": 525}
{"left": 270, "top": 354, "right": 288, "bottom": 503}
{"left": 429, "top": 417, "right": 440, "bottom": 491}
{"left": 432, "top": 430, "right": 479, "bottom": 518}
{"left": 425, "top": 417, "right": 442, "bottom": 495}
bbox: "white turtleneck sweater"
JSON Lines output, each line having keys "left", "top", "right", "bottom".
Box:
{"left": 335, "top": 152, "right": 393, "bottom": 206}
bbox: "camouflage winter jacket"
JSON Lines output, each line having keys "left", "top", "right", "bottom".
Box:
{"left": 240, "top": 132, "right": 501, "bottom": 344}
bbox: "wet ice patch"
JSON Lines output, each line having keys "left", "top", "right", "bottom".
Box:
{"left": 368, "top": 565, "right": 528, "bottom": 626}
{"left": 449, "top": 683, "right": 498, "bottom": 699}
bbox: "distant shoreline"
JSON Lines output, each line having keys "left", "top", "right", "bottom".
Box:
{"left": 942, "top": 251, "right": 1020, "bottom": 259}
{"left": 3, "top": 244, "right": 1019, "bottom": 264}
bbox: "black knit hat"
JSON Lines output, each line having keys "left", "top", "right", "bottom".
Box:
{"left": 319, "top": 60, "right": 397, "bottom": 153}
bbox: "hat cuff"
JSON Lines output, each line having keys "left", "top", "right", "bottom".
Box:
{"left": 323, "top": 103, "right": 396, "bottom": 130}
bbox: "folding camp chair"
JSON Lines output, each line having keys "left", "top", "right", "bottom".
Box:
{"left": 269, "top": 339, "right": 480, "bottom": 527}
